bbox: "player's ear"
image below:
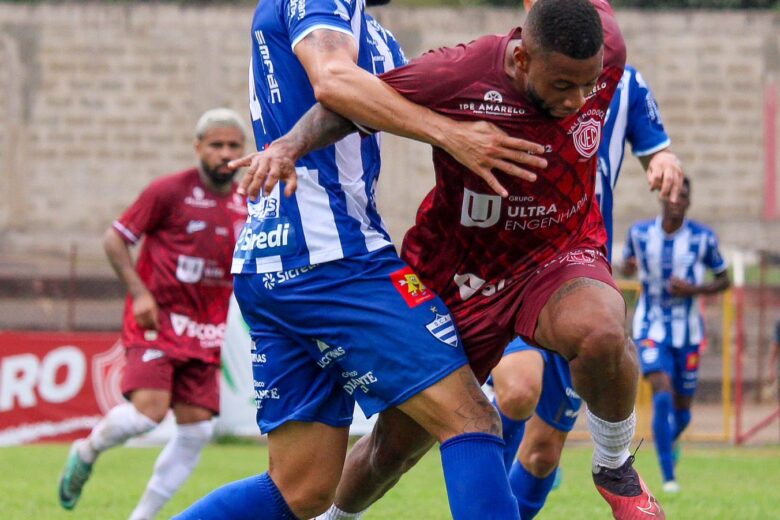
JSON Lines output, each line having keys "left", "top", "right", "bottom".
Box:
{"left": 515, "top": 43, "right": 530, "bottom": 73}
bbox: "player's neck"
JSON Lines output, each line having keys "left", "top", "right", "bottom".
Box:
{"left": 197, "top": 167, "right": 233, "bottom": 196}
{"left": 661, "top": 216, "right": 683, "bottom": 235}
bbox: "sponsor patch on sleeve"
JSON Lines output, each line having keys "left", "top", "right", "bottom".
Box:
{"left": 390, "top": 266, "right": 435, "bottom": 308}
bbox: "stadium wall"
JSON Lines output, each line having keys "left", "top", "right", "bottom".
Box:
{"left": 0, "top": 4, "right": 778, "bottom": 261}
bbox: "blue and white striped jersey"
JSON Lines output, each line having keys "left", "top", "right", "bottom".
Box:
{"left": 232, "top": 1, "right": 407, "bottom": 274}
{"left": 624, "top": 218, "right": 728, "bottom": 348}
{"left": 597, "top": 65, "right": 671, "bottom": 256}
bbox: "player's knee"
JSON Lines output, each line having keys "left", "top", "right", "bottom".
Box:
{"left": 133, "top": 402, "right": 168, "bottom": 424}
{"left": 576, "top": 320, "right": 629, "bottom": 374}
{"left": 283, "top": 479, "right": 338, "bottom": 518}
{"left": 176, "top": 420, "right": 214, "bottom": 448}
{"left": 523, "top": 442, "right": 562, "bottom": 478}
{"left": 496, "top": 379, "right": 541, "bottom": 420}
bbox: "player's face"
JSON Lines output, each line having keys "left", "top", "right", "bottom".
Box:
{"left": 662, "top": 184, "right": 690, "bottom": 220}
{"left": 196, "top": 126, "right": 246, "bottom": 186}
{"left": 523, "top": 49, "right": 603, "bottom": 119}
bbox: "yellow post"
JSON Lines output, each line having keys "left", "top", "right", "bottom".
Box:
{"left": 722, "top": 288, "right": 734, "bottom": 442}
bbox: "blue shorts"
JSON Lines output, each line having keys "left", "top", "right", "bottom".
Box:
{"left": 233, "top": 247, "right": 468, "bottom": 434}
{"left": 636, "top": 338, "right": 701, "bottom": 397}
{"left": 502, "top": 337, "right": 582, "bottom": 432}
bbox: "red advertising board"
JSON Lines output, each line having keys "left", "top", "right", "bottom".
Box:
{"left": 0, "top": 331, "right": 125, "bottom": 445}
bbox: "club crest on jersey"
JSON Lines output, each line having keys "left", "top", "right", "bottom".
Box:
{"left": 390, "top": 266, "right": 435, "bottom": 308}
{"left": 426, "top": 313, "right": 459, "bottom": 348}
{"left": 571, "top": 118, "right": 601, "bottom": 158}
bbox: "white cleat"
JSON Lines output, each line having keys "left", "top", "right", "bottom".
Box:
{"left": 662, "top": 481, "right": 680, "bottom": 494}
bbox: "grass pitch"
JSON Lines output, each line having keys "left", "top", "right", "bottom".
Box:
{"left": 2, "top": 441, "right": 778, "bottom": 519}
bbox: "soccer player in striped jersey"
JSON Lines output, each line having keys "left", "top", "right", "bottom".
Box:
{"left": 623, "top": 176, "right": 730, "bottom": 493}
{"left": 235, "top": 1, "right": 677, "bottom": 518}
{"left": 490, "top": 62, "right": 681, "bottom": 518}
{"left": 174, "top": 0, "right": 544, "bottom": 519}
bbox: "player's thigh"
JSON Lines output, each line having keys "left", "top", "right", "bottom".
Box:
{"left": 397, "top": 364, "right": 499, "bottom": 442}
{"left": 519, "top": 415, "right": 569, "bottom": 476}
{"left": 267, "top": 421, "right": 350, "bottom": 503}
{"left": 123, "top": 346, "right": 175, "bottom": 422}
{"left": 534, "top": 276, "right": 626, "bottom": 359}
{"left": 638, "top": 339, "right": 674, "bottom": 393}
{"left": 491, "top": 342, "right": 545, "bottom": 419}
{"left": 366, "top": 407, "right": 436, "bottom": 472}
{"left": 171, "top": 358, "right": 220, "bottom": 422}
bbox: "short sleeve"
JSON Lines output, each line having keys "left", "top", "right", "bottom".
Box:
{"left": 286, "top": 0, "right": 357, "bottom": 51}
{"left": 113, "top": 180, "right": 168, "bottom": 244}
{"left": 703, "top": 230, "right": 728, "bottom": 274}
{"left": 626, "top": 69, "right": 671, "bottom": 157}
{"left": 380, "top": 41, "right": 485, "bottom": 108}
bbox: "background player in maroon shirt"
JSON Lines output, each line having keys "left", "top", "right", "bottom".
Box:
{"left": 238, "top": 1, "right": 674, "bottom": 519}
{"left": 58, "top": 108, "right": 249, "bottom": 520}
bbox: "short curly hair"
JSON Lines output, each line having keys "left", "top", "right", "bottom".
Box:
{"left": 525, "top": 0, "right": 604, "bottom": 60}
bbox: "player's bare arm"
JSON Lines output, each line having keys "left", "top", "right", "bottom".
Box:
{"left": 295, "top": 28, "right": 548, "bottom": 197}
{"left": 235, "top": 104, "right": 355, "bottom": 197}
{"left": 669, "top": 270, "right": 730, "bottom": 297}
{"left": 640, "top": 148, "right": 684, "bottom": 203}
{"left": 103, "top": 227, "right": 160, "bottom": 330}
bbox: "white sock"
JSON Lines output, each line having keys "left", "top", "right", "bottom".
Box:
{"left": 79, "top": 403, "right": 158, "bottom": 463}
{"left": 129, "top": 420, "right": 214, "bottom": 520}
{"left": 316, "top": 504, "right": 366, "bottom": 520}
{"left": 588, "top": 408, "right": 636, "bottom": 472}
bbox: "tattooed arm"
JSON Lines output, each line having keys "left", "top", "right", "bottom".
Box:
{"left": 238, "top": 28, "right": 545, "bottom": 199}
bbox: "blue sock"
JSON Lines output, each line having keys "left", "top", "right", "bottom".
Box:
{"left": 673, "top": 407, "right": 691, "bottom": 441}
{"left": 172, "top": 472, "right": 297, "bottom": 520}
{"left": 652, "top": 391, "right": 675, "bottom": 482}
{"left": 508, "top": 460, "right": 557, "bottom": 519}
{"left": 493, "top": 398, "right": 528, "bottom": 471}
{"left": 440, "top": 432, "right": 520, "bottom": 520}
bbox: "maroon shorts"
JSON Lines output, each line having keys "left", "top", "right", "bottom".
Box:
{"left": 121, "top": 346, "right": 220, "bottom": 414}
{"left": 449, "top": 248, "right": 619, "bottom": 383}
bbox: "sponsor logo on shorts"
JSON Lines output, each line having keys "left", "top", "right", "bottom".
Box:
{"left": 426, "top": 312, "right": 459, "bottom": 348}
{"left": 253, "top": 380, "right": 280, "bottom": 409}
{"left": 562, "top": 249, "right": 599, "bottom": 266}
{"left": 342, "top": 370, "right": 378, "bottom": 395}
{"left": 685, "top": 352, "right": 699, "bottom": 371}
{"left": 640, "top": 340, "right": 660, "bottom": 365}
{"left": 564, "top": 409, "right": 580, "bottom": 419}
{"left": 141, "top": 349, "right": 164, "bottom": 363}
{"left": 390, "top": 266, "right": 435, "bottom": 308}
{"left": 315, "top": 339, "right": 347, "bottom": 369}
{"left": 565, "top": 387, "right": 581, "bottom": 400}
{"left": 261, "top": 264, "right": 319, "bottom": 290}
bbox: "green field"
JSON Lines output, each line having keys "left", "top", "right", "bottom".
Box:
{"left": 2, "top": 441, "right": 778, "bottom": 519}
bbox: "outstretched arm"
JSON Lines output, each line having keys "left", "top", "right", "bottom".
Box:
{"left": 235, "top": 104, "right": 355, "bottom": 198}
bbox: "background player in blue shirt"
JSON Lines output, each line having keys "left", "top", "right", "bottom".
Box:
{"left": 174, "top": 0, "right": 545, "bottom": 519}
{"left": 490, "top": 60, "right": 684, "bottom": 518}
{"left": 623, "top": 176, "right": 730, "bottom": 493}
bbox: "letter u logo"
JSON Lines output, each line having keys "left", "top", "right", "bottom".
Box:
{"left": 460, "top": 188, "right": 502, "bottom": 228}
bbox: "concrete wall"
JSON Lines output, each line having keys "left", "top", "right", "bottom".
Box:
{"left": 1, "top": 3, "right": 779, "bottom": 266}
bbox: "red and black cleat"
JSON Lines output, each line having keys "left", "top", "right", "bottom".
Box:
{"left": 593, "top": 455, "right": 665, "bottom": 519}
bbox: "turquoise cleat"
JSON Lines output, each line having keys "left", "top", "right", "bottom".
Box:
{"left": 58, "top": 441, "right": 93, "bottom": 510}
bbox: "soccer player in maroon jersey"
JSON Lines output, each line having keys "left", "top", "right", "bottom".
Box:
{"left": 58, "top": 109, "right": 249, "bottom": 520}
{"left": 236, "top": 0, "right": 675, "bottom": 518}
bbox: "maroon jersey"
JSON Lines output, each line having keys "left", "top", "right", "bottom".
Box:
{"left": 387, "top": 0, "right": 625, "bottom": 311}
{"left": 113, "top": 168, "right": 248, "bottom": 364}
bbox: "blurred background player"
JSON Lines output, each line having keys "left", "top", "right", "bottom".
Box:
{"left": 491, "top": 61, "right": 681, "bottom": 518}
{"left": 173, "top": 0, "right": 543, "bottom": 517}
{"left": 57, "top": 108, "right": 249, "bottom": 520}
{"left": 622, "top": 176, "right": 730, "bottom": 493}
